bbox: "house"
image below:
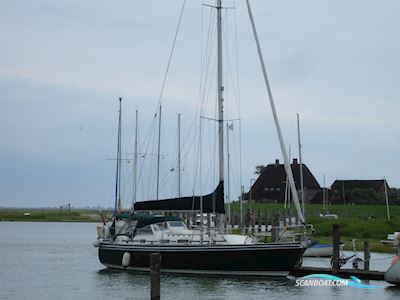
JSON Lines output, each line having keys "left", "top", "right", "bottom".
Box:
{"left": 329, "top": 179, "right": 389, "bottom": 204}
{"left": 246, "top": 158, "right": 320, "bottom": 203}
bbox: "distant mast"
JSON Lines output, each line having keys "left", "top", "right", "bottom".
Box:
{"left": 114, "top": 97, "right": 123, "bottom": 214}
{"left": 132, "top": 109, "right": 139, "bottom": 209}
{"left": 297, "top": 113, "right": 305, "bottom": 218}
{"left": 226, "top": 122, "right": 231, "bottom": 229}
{"left": 178, "top": 113, "right": 181, "bottom": 198}
{"left": 156, "top": 105, "right": 162, "bottom": 201}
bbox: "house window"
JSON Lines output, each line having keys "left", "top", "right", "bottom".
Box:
{"left": 264, "top": 188, "right": 269, "bottom": 191}
{"left": 276, "top": 188, "right": 281, "bottom": 191}
{"left": 270, "top": 187, "right": 275, "bottom": 191}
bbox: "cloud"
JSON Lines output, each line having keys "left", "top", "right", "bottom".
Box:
{"left": 1, "top": 0, "right": 400, "bottom": 208}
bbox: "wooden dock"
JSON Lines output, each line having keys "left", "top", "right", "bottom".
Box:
{"left": 290, "top": 266, "right": 385, "bottom": 281}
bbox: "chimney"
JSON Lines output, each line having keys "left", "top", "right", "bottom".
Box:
{"left": 293, "top": 158, "right": 298, "bottom": 165}
{"left": 275, "top": 159, "right": 279, "bottom": 166}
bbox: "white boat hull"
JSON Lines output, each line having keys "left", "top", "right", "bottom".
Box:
{"left": 303, "top": 244, "right": 333, "bottom": 257}
{"left": 385, "top": 257, "right": 400, "bottom": 285}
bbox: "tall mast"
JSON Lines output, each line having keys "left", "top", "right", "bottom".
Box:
{"left": 246, "top": 0, "right": 304, "bottom": 222}
{"left": 117, "top": 97, "right": 123, "bottom": 211}
{"left": 226, "top": 122, "right": 231, "bottom": 229}
{"left": 132, "top": 109, "right": 138, "bottom": 208}
{"left": 297, "top": 113, "right": 305, "bottom": 218}
{"left": 156, "top": 105, "right": 162, "bottom": 201}
{"left": 284, "top": 146, "right": 292, "bottom": 209}
{"left": 323, "top": 174, "right": 326, "bottom": 211}
{"left": 199, "top": 119, "right": 204, "bottom": 243}
{"left": 178, "top": 113, "right": 181, "bottom": 198}
{"left": 217, "top": 0, "right": 224, "bottom": 196}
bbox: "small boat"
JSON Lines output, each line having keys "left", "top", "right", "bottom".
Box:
{"left": 384, "top": 232, "right": 400, "bottom": 284}
{"left": 385, "top": 256, "right": 400, "bottom": 285}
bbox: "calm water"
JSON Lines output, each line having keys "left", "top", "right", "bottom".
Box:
{"left": 0, "top": 222, "right": 399, "bottom": 300}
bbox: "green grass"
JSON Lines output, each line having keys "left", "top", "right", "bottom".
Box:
{"left": 307, "top": 216, "right": 400, "bottom": 240}
{"left": 229, "top": 202, "right": 400, "bottom": 252}
{"left": 0, "top": 208, "right": 103, "bottom": 222}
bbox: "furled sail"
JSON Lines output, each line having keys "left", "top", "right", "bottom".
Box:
{"left": 133, "top": 181, "right": 225, "bottom": 214}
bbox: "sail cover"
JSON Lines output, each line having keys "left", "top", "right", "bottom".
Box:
{"left": 133, "top": 181, "right": 225, "bottom": 214}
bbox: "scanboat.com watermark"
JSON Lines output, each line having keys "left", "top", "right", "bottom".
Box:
{"left": 295, "top": 274, "right": 384, "bottom": 289}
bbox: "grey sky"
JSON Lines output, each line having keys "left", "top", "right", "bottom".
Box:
{"left": 1, "top": 0, "right": 399, "bottom": 208}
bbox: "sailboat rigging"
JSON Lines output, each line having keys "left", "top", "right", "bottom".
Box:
{"left": 96, "top": 0, "right": 307, "bottom": 277}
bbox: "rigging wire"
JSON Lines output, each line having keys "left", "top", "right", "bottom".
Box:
{"left": 155, "top": 0, "right": 187, "bottom": 112}
{"left": 134, "top": 0, "right": 187, "bottom": 201}
{"left": 134, "top": 1, "right": 243, "bottom": 201}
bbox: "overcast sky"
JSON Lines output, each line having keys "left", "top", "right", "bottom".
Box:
{"left": 1, "top": 0, "right": 399, "bottom": 208}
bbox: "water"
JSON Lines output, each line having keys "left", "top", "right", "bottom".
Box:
{"left": 0, "top": 222, "right": 399, "bottom": 300}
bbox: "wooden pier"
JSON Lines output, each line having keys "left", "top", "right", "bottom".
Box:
{"left": 291, "top": 224, "right": 387, "bottom": 281}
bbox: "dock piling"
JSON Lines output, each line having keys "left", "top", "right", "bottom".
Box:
{"left": 150, "top": 253, "right": 161, "bottom": 300}
{"left": 364, "top": 241, "right": 370, "bottom": 271}
{"left": 271, "top": 214, "right": 279, "bottom": 242}
{"left": 332, "top": 224, "right": 341, "bottom": 271}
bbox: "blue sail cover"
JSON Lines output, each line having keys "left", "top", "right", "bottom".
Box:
{"left": 133, "top": 181, "right": 225, "bottom": 214}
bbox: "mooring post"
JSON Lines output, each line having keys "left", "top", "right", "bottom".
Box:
{"left": 150, "top": 253, "right": 161, "bottom": 300}
{"left": 271, "top": 214, "right": 279, "bottom": 242}
{"left": 364, "top": 241, "right": 370, "bottom": 271}
{"left": 332, "top": 224, "right": 341, "bottom": 272}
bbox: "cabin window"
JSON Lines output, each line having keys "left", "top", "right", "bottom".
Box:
{"left": 157, "top": 223, "right": 166, "bottom": 230}
{"left": 136, "top": 226, "right": 153, "bottom": 235}
{"left": 168, "top": 221, "right": 185, "bottom": 228}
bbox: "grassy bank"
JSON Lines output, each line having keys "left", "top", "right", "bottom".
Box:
{"left": 230, "top": 202, "right": 400, "bottom": 253}
{"left": 0, "top": 208, "right": 104, "bottom": 222}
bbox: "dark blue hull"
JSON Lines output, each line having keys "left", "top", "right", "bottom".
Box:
{"left": 98, "top": 242, "right": 305, "bottom": 276}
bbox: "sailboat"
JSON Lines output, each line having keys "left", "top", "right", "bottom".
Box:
{"left": 96, "top": 0, "right": 306, "bottom": 277}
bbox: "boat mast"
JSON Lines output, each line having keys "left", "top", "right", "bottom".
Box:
{"left": 217, "top": 0, "right": 224, "bottom": 199}
{"left": 323, "top": 174, "right": 326, "bottom": 211}
{"left": 156, "top": 105, "right": 162, "bottom": 201}
{"left": 226, "top": 122, "right": 231, "bottom": 230}
{"left": 115, "top": 97, "right": 123, "bottom": 213}
{"left": 178, "top": 113, "right": 181, "bottom": 198}
{"left": 132, "top": 109, "right": 138, "bottom": 209}
{"left": 245, "top": 0, "right": 305, "bottom": 222}
{"left": 199, "top": 118, "right": 204, "bottom": 243}
{"left": 297, "top": 113, "right": 305, "bottom": 218}
{"left": 284, "top": 146, "right": 291, "bottom": 209}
